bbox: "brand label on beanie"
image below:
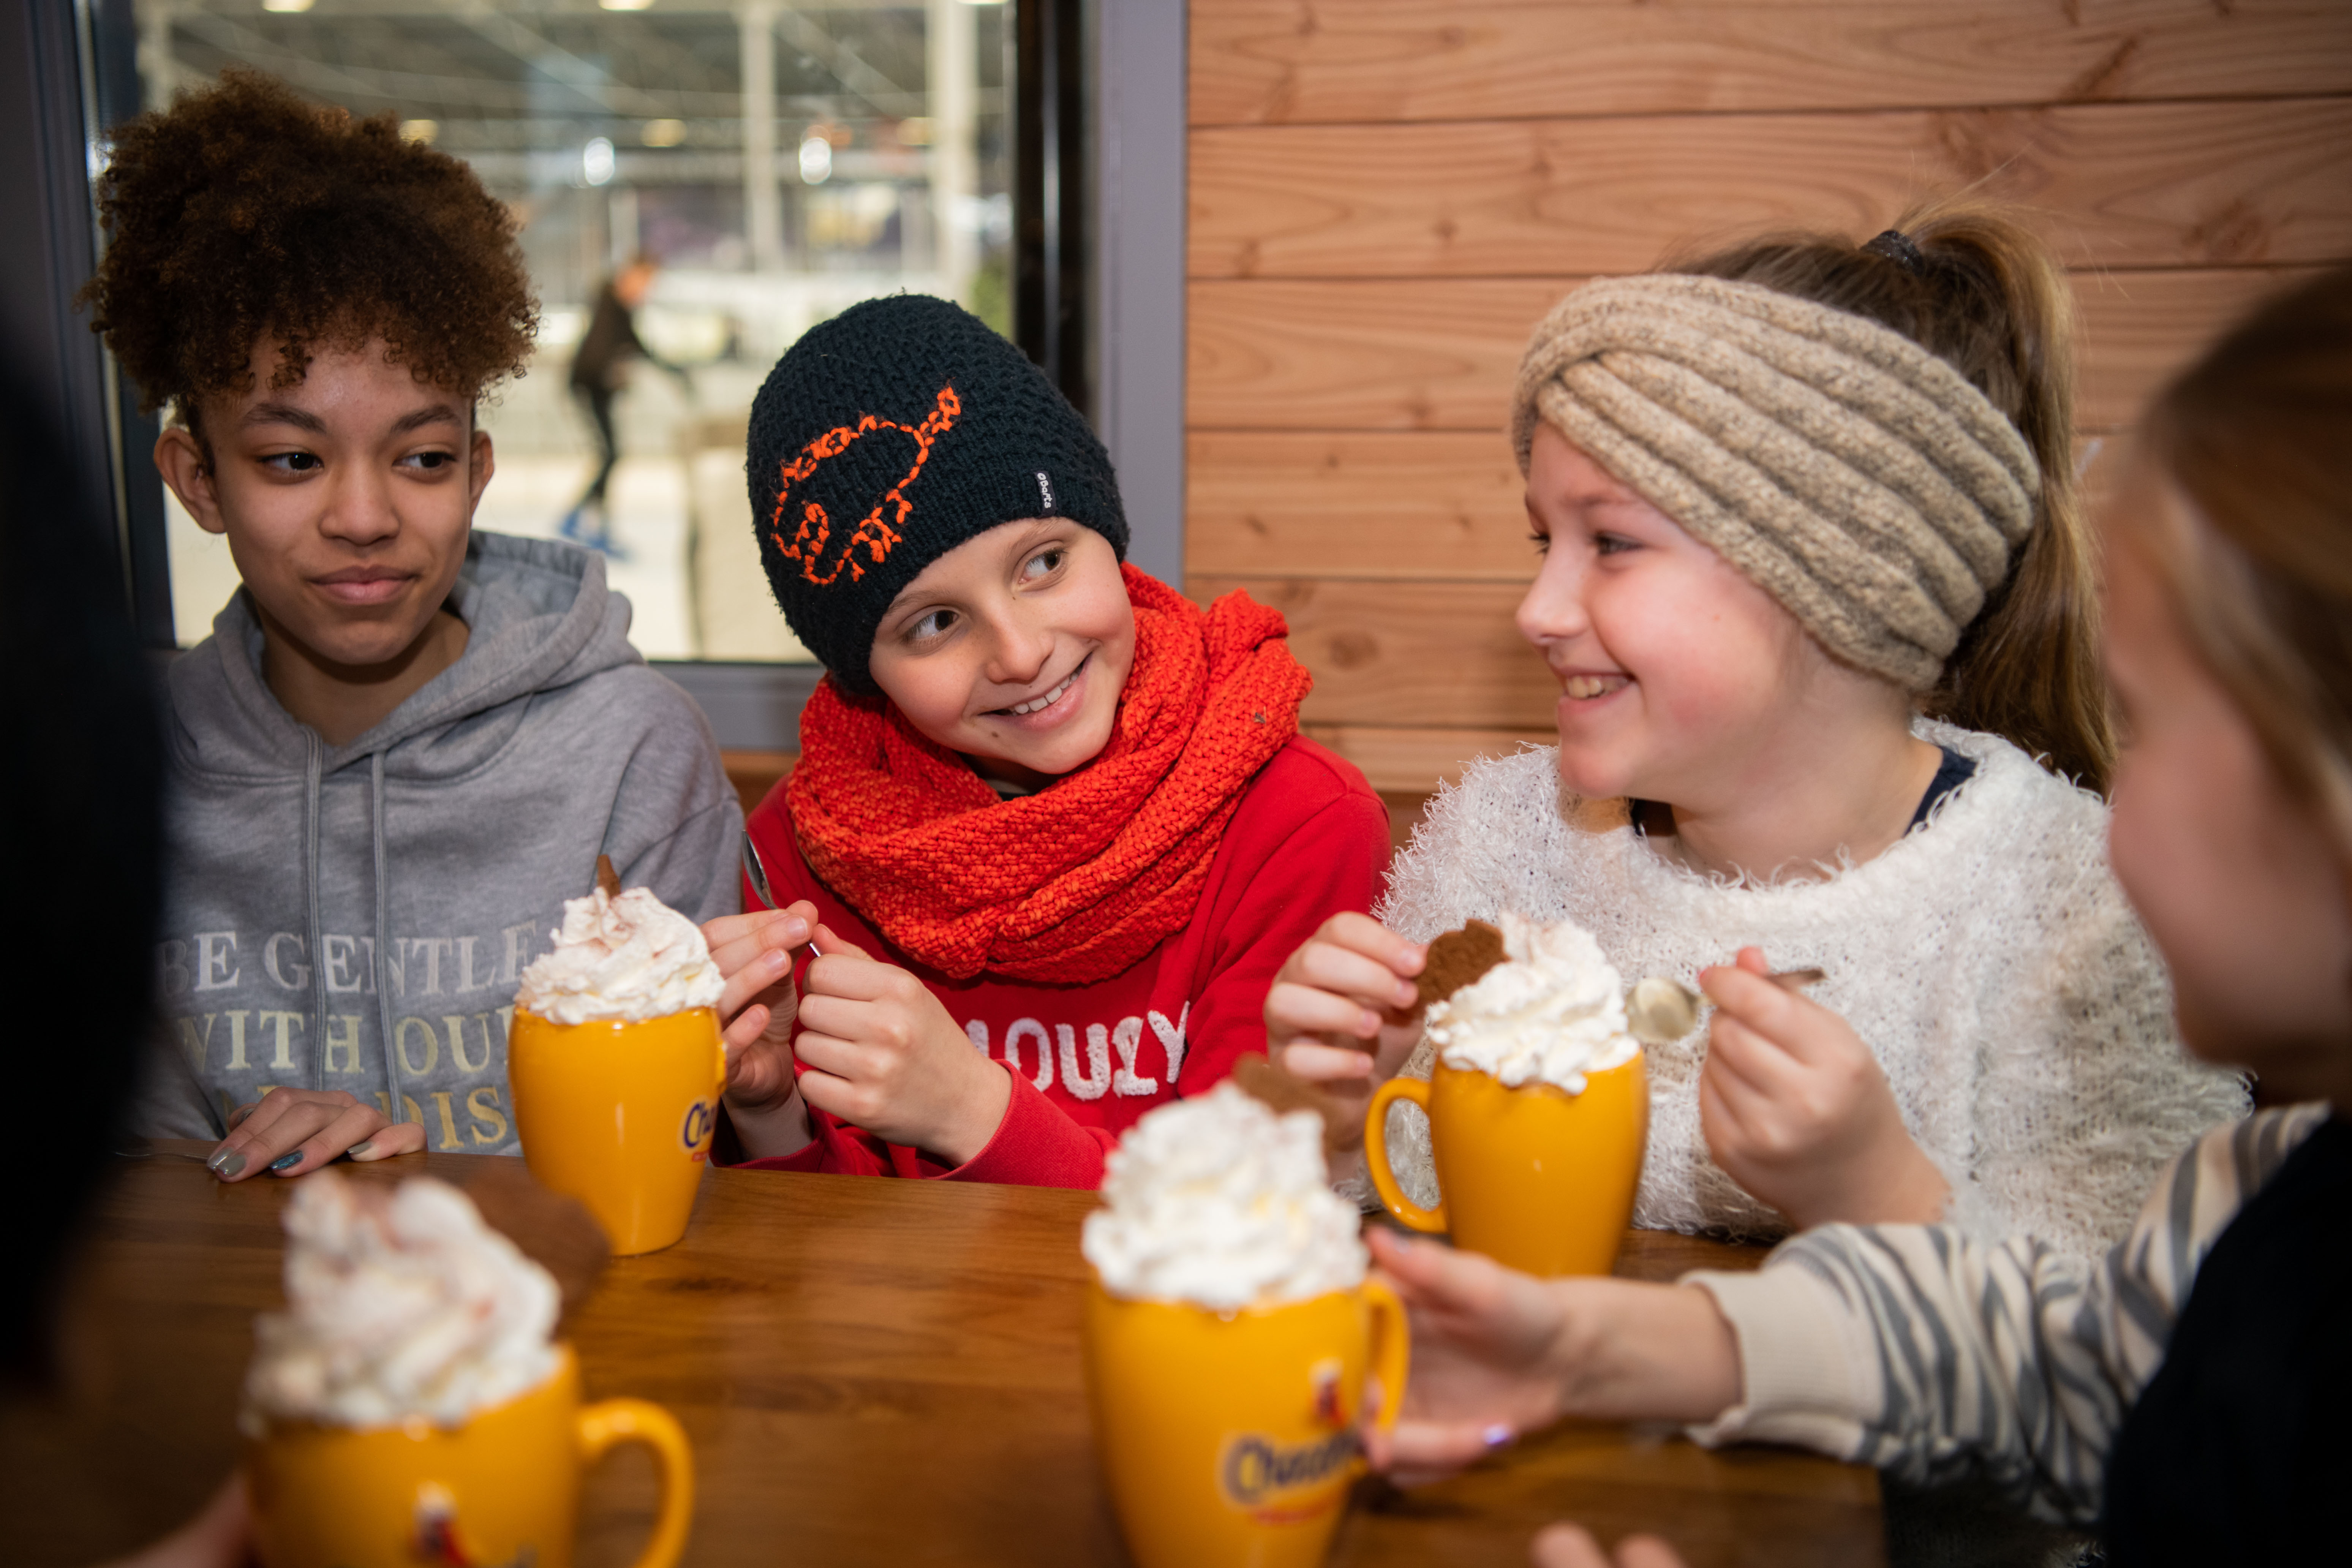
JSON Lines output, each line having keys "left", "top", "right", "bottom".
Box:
{"left": 1037, "top": 470, "right": 1055, "bottom": 512}
{"left": 769, "top": 385, "right": 963, "bottom": 586}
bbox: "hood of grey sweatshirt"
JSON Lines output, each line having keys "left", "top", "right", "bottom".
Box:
{"left": 139, "top": 531, "right": 743, "bottom": 1152}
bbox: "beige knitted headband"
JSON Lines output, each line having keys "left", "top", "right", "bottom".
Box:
{"left": 1511, "top": 273, "right": 2040, "bottom": 692}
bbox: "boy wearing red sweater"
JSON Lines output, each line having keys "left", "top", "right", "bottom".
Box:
{"left": 703, "top": 296, "right": 1389, "bottom": 1186}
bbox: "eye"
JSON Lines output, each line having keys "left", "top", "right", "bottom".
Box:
{"left": 906, "top": 607, "right": 957, "bottom": 643}
{"left": 1594, "top": 532, "right": 1638, "bottom": 556}
{"left": 1021, "top": 545, "right": 1066, "bottom": 581}
{"left": 261, "top": 451, "right": 323, "bottom": 474}
{"left": 1527, "top": 530, "right": 1551, "bottom": 556}
{"left": 400, "top": 449, "right": 460, "bottom": 473}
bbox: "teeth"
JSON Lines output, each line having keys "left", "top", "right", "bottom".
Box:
{"left": 1563, "top": 675, "right": 1624, "bottom": 700}
{"left": 1009, "top": 669, "right": 1078, "bottom": 716}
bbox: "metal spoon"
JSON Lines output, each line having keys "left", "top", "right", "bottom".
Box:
{"left": 741, "top": 830, "right": 777, "bottom": 909}
{"left": 741, "top": 830, "right": 820, "bottom": 955}
{"left": 1626, "top": 968, "right": 1827, "bottom": 1045}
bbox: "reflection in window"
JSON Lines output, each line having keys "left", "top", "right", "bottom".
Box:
{"left": 139, "top": 0, "right": 1012, "bottom": 660}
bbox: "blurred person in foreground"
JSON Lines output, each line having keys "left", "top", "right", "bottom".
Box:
{"left": 0, "top": 375, "right": 247, "bottom": 1555}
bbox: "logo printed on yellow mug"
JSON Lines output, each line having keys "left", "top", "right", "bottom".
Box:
{"left": 679, "top": 1100, "right": 716, "bottom": 1159}
{"left": 1217, "top": 1430, "right": 1359, "bottom": 1522}
{"left": 410, "top": 1482, "right": 530, "bottom": 1568}
{"left": 1309, "top": 1357, "right": 1345, "bottom": 1426}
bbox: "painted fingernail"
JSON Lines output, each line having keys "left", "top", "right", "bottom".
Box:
{"left": 269, "top": 1151, "right": 303, "bottom": 1173}
{"left": 210, "top": 1150, "right": 245, "bottom": 1178}
{"left": 346, "top": 1140, "right": 373, "bottom": 1159}
{"left": 1483, "top": 1424, "right": 1515, "bottom": 1449}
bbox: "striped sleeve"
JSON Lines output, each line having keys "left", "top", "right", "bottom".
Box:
{"left": 1682, "top": 1104, "right": 2326, "bottom": 1523}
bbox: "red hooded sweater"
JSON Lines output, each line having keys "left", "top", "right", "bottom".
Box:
{"left": 728, "top": 736, "right": 1389, "bottom": 1187}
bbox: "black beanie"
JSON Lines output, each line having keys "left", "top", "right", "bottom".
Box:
{"left": 746, "top": 294, "right": 1128, "bottom": 693}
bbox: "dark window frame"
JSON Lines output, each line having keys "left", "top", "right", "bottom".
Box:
{"left": 35, "top": 0, "right": 1097, "bottom": 691}
{"left": 3, "top": 0, "right": 170, "bottom": 647}
{"left": 1013, "top": 0, "right": 1091, "bottom": 417}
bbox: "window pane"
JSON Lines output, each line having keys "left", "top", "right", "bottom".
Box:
{"left": 136, "top": 0, "right": 1012, "bottom": 659}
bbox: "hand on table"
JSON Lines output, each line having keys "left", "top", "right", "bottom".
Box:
{"left": 702, "top": 903, "right": 819, "bottom": 1158}
{"left": 1531, "top": 1524, "right": 1686, "bottom": 1568}
{"left": 1697, "top": 947, "right": 1949, "bottom": 1229}
{"left": 793, "top": 924, "right": 1011, "bottom": 1167}
{"left": 207, "top": 1088, "right": 422, "bottom": 1182}
{"left": 1361, "top": 1230, "right": 1740, "bottom": 1487}
{"left": 1361, "top": 1228, "right": 1577, "bottom": 1484}
{"left": 1263, "top": 914, "right": 1428, "bottom": 1156}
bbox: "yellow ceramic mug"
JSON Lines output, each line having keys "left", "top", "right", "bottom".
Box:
{"left": 1364, "top": 1054, "right": 1648, "bottom": 1277}
{"left": 247, "top": 1345, "right": 692, "bottom": 1568}
{"left": 1084, "top": 1278, "right": 1409, "bottom": 1568}
{"left": 507, "top": 1007, "right": 727, "bottom": 1255}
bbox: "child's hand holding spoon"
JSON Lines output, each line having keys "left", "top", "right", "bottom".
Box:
{"left": 1659, "top": 947, "right": 1949, "bottom": 1230}
{"left": 1624, "top": 963, "right": 1825, "bottom": 1045}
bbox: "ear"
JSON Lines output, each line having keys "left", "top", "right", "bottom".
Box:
{"left": 155, "top": 426, "right": 227, "bottom": 536}
{"left": 466, "top": 426, "right": 496, "bottom": 518}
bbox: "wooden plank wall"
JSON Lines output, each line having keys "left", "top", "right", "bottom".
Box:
{"left": 1185, "top": 0, "right": 2352, "bottom": 811}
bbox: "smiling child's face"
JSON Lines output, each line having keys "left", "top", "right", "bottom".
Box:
{"left": 1516, "top": 424, "right": 1842, "bottom": 807}
{"left": 161, "top": 336, "right": 490, "bottom": 674}
{"left": 866, "top": 518, "right": 1136, "bottom": 788}
{"left": 2102, "top": 470, "right": 2352, "bottom": 1092}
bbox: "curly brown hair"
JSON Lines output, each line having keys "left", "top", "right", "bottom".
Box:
{"left": 79, "top": 69, "right": 537, "bottom": 422}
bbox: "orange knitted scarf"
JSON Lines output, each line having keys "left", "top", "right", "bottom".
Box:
{"left": 787, "top": 566, "right": 1312, "bottom": 983}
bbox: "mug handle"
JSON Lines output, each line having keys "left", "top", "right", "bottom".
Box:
{"left": 577, "top": 1398, "right": 695, "bottom": 1568}
{"left": 1360, "top": 1278, "right": 1412, "bottom": 1435}
{"left": 1364, "top": 1078, "right": 1447, "bottom": 1233}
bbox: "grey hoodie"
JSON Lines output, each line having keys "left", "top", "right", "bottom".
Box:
{"left": 137, "top": 532, "right": 742, "bottom": 1153}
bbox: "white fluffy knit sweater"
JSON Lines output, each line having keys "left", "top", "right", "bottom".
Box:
{"left": 1373, "top": 722, "right": 2248, "bottom": 1258}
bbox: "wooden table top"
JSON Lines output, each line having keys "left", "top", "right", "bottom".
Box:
{"left": 6, "top": 1144, "right": 1882, "bottom": 1566}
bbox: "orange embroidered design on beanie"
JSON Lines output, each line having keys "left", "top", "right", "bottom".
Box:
{"left": 770, "top": 385, "right": 963, "bottom": 586}
{"left": 746, "top": 294, "right": 1128, "bottom": 693}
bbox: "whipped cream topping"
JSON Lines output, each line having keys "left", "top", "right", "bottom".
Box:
{"left": 515, "top": 885, "right": 724, "bottom": 1025}
{"left": 243, "top": 1173, "right": 560, "bottom": 1432}
{"left": 1082, "top": 1083, "right": 1366, "bottom": 1311}
{"left": 1424, "top": 913, "right": 1641, "bottom": 1093}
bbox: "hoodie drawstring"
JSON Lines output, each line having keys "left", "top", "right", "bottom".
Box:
{"left": 305, "top": 733, "right": 327, "bottom": 1094}
{"left": 371, "top": 748, "right": 404, "bottom": 1127}
{"left": 307, "top": 742, "right": 402, "bottom": 1127}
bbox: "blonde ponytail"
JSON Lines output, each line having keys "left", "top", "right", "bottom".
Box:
{"left": 1666, "top": 199, "right": 2112, "bottom": 791}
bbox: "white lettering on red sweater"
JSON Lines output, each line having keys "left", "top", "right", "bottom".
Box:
{"left": 963, "top": 1003, "right": 1188, "bottom": 1100}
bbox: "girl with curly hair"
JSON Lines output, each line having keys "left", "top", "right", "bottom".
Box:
{"left": 87, "top": 70, "right": 742, "bottom": 1179}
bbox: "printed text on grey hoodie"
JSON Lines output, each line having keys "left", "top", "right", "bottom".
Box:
{"left": 138, "top": 532, "right": 743, "bottom": 1154}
